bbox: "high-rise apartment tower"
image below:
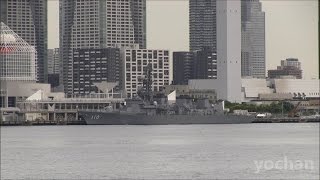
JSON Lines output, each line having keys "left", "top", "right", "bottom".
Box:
{"left": 189, "top": 0, "right": 216, "bottom": 52}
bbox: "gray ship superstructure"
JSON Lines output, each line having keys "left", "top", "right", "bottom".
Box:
{"left": 79, "top": 98, "right": 254, "bottom": 125}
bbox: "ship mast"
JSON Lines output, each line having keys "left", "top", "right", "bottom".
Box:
{"left": 138, "top": 63, "right": 153, "bottom": 103}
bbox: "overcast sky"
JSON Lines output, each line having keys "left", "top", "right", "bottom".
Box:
{"left": 48, "top": 0, "right": 319, "bottom": 79}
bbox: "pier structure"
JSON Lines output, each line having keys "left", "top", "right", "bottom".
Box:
{"left": 15, "top": 96, "right": 125, "bottom": 124}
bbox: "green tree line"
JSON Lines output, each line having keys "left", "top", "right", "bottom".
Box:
{"left": 224, "top": 101, "right": 294, "bottom": 114}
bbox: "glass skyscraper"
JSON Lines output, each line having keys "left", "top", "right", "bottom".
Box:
{"left": 241, "top": 0, "right": 265, "bottom": 78}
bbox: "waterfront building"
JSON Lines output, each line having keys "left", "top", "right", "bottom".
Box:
{"left": 189, "top": 78, "right": 320, "bottom": 103}
{"left": 268, "top": 58, "right": 302, "bottom": 79}
{"left": 123, "top": 48, "right": 171, "bottom": 98}
{"left": 60, "top": 0, "right": 146, "bottom": 95}
{"left": 189, "top": 0, "right": 217, "bottom": 52}
{"left": 72, "top": 48, "right": 121, "bottom": 95}
{"left": 241, "top": 78, "right": 319, "bottom": 102}
{"left": 241, "top": 0, "right": 266, "bottom": 78}
{"left": 0, "top": 0, "right": 48, "bottom": 83}
{"left": 173, "top": 51, "right": 194, "bottom": 85}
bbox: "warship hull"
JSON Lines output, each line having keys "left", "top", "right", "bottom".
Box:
{"left": 79, "top": 111, "right": 254, "bottom": 125}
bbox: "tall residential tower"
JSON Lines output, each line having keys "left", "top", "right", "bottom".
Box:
{"left": 189, "top": 0, "right": 216, "bottom": 52}
{"left": 106, "top": 0, "right": 146, "bottom": 48}
{"left": 0, "top": 0, "right": 48, "bottom": 83}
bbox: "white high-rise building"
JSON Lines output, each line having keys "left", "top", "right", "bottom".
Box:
{"left": 0, "top": 22, "right": 37, "bottom": 82}
{"left": 189, "top": 0, "right": 242, "bottom": 103}
{"left": 123, "top": 48, "right": 171, "bottom": 98}
{"left": 216, "top": 0, "right": 242, "bottom": 102}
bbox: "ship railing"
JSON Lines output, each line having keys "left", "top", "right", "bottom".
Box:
{"left": 18, "top": 98, "right": 125, "bottom": 103}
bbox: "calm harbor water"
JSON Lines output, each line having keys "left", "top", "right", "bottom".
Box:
{"left": 1, "top": 124, "right": 319, "bottom": 179}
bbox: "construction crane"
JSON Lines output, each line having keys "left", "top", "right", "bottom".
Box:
{"left": 288, "top": 102, "right": 301, "bottom": 117}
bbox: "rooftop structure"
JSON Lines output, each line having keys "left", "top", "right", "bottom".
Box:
{"left": 268, "top": 58, "right": 302, "bottom": 79}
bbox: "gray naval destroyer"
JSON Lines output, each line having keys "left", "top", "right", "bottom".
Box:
{"left": 79, "top": 65, "right": 254, "bottom": 125}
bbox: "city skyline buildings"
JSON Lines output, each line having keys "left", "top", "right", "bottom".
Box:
{"left": 0, "top": 0, "right": 48, "bottom": 83}
{"left": 48, "top": 0, "right": 318, "bottom": 79}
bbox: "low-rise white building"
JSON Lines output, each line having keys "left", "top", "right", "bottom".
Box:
{"left": 241, "top": 78, "right": 320, "bottom": 102}
{"left": 241, "top": 78, "right": 274, "bottom": 102}
{"left": 188, "top": 78, "right": 319, "bottom": 103}
{"left": 271, "top": 79, "right": 320, "bottom": 98}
